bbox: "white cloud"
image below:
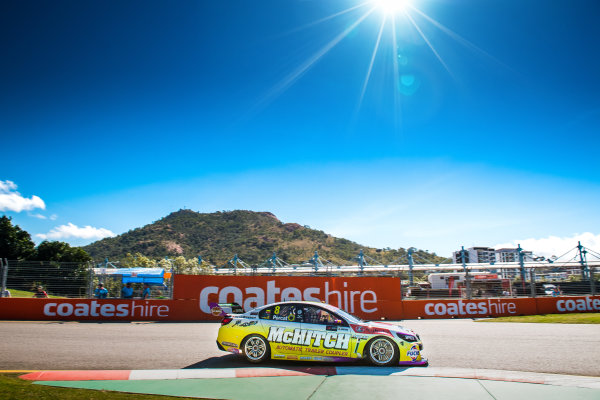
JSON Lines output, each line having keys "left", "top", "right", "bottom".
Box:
{"left": 0, "top": 180, "right": 46, "bottom": 212}
{"left": 495, "top": 232, "right": 600, "bottom": 259}
{"left": 29, "top": 213, "right": 58, "bottom": 220}
{"left": 0, "top": 181, "right": 17, "bottom": 192}
{"left": 36, "top": 223, "right": 115, "bottom": 241}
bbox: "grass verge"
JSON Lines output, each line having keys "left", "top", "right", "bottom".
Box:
{"left": 477, "top": 313, "right": 600, "bottom": 324}
{"left": 5, "top": 288, "right": 65, "bottom": 298}
{"left": 0, "top": 374, "right": 193, "bottom": 400}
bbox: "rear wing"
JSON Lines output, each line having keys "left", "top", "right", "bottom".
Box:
{"left": 209, "top": 302, "right": 244, "bottom": 317}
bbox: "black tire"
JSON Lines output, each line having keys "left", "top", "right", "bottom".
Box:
{"left": 366, "top": 336, "right": 399, "bottom": 366}
{"left": 242, "top": 334, "right": 270, "bottom": 363}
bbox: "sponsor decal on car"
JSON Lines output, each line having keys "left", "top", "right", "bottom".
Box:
{"left": 407, "top": 344, "right": 419, "bottom": 361}
{"left": 275, "top": 344, "right": 303, "bottom": 352}
{"left": 349, "top": 324, "right": 392, "bottom": 336}
{"left": 233, "top": 320, "right": 258, "bottom": 327}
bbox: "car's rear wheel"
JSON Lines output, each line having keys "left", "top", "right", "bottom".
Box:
{"left": 366, "top": 337, "right": 399, "bottom": 366}
{"left": 242, "top": 334, "right": 270, "bottom": 363}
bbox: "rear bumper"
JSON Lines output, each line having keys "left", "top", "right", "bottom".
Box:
{"left": 216, "top": 340, "right": 226, "bottom": 351}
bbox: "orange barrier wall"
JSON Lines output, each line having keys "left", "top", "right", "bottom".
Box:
{"left": 173, "top": 275, "right": 404, "bottom": 320}
{"left": 536, "top": 295, "right": 600, "bottom": 314}
{"left": 400, "top": 297, "right": 538, "bottom": 319}
{"left": 0, "top": 298, "right": 189, "bottom": 321}
{"left": 0, "top": 275, "right": 598, "bottom": 321}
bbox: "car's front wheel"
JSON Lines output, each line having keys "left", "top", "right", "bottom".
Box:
{"left": 366, "top": 337, "right": 399, "bottom": 366}
{"left": 242, "top": 334, "right": 270, "bottom": 363}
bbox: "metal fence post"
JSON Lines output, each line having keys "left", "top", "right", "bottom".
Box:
{"left": 87, "top": 262, "right": 94, "bottom": 298}
{"left": 0, "top": 258, "right": 7, "bottom": 297}
{"left": 407, "top": 248, "right": 415, "bottom": 285}
{"left": 518, "top": 244, "right": 526, "bottom": 295}
{"left": 168, "top": 258, "right": 176, "bottom": 299}
{"left": 577, "top": 241, "right": 588, "bottom": 280}
{"left": 465, "top": 268, "right": 472, "bottom": 299}
{"left": 529, "top": 268, "right": 536, "bottom": 298}
{"left": 358, "top": 249, "right": 365, "bottom": 276}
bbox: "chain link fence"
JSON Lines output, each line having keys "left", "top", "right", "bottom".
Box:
{"left": 1, "top": 257, "right": 597, "bottom": 300}
{"left": 0, "top": 258, "right": 91, "bottom": 298}
{"left": 207, "top": 262, "right": 598, "bottom": 299}
{"left": 0, "top": 259, "right": 172, "bottom": 299}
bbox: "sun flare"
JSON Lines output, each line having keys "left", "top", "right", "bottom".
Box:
{"left": 374, "top": 0, "right": 410, "bottom": 15}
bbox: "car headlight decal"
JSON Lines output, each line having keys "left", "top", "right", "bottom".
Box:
{"left": 396, "top": 332, "right": 418, "bottom": 342}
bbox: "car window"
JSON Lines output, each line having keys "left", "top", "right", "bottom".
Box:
{"left": 270, "top": 304, "right": 302, "bottom": 323}
{"left": 258, "top": 306, "right": 273, "bottom": 320}
{"left": 302, "top": 305, "right": 346, "bottom": 326}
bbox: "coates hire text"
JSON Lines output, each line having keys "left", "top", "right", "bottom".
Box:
{"left": 199, "top": 281, "right": 378, "bottom": 315}
{"left": 43, "top": 301, "right": 169, "bottom": 318}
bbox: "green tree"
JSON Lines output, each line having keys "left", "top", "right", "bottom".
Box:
{"left": 121, "top": 252, "right": 157, "bottom": 268}
{"left": 166, "top": 256, "right": 212, "bottom": 274}
{"left": 34, "top": 241, "right": 91, "bottom": 263}
{"left": 0, "top": 215, "right": 36, "bottom": 259}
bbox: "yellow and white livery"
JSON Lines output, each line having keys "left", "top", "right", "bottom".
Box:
{"left": 216, "top": 301, "right": 427, "bottom": 366}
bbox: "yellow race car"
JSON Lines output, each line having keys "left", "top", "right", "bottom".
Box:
{"left": 215, "top": 301, "right": 427, "bottom": 367}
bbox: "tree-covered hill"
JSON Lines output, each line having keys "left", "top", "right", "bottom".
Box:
{"left": 83, "top": 209, "right": 446, "bottom": 266}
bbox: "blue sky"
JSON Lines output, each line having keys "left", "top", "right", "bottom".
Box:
{"left": 1, "top": 0, "right": 599, "bottom": 258}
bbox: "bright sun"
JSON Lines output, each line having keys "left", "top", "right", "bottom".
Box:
{"left": 375, "top": 0, "right": 410, "bottom": 15}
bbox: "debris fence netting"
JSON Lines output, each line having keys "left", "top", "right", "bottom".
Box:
{"left": 0, "top": 258, "right": 597, "bottom": 300}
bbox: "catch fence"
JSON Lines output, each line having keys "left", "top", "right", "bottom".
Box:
{"left": 0, "top": 257, "right": 597, "bottom": 300}
{"left": 0, "top": 259, "right": 171, "bottom": 299}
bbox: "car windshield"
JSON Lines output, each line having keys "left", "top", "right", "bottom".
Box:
{"left": 329, "top": 307, "right": 363, "bottom": 324}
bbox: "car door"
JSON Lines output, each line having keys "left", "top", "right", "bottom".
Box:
{"left": 300, "top": 305, "right": 354, "bottom": 360}
{"left": 259, "top": 303, "right": 303, "bottom": 360}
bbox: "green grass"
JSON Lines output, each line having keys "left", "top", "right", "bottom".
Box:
{"left": 477, "top": 313, "right": 600, "bottom": 324}
{"left": 0, "top": 374, "right": 195, "bottom": 400}
{"left": 6, "top": 288, "right": 65, "bottom": 299}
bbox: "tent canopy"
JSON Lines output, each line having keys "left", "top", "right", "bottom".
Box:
{"left": 93, "top": 267, "right": 165, "bottom": 284}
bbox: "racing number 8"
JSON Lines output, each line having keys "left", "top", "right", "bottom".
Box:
{"left": 274, "top": 306, "right": 280, "bottom": 315}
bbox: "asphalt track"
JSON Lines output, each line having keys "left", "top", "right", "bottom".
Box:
{"left": 2, "top": 319, "right": 600, "bottom": 376}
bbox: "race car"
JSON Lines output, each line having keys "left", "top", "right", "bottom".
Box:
{"left": 215, "top": 301, "right": 427, "bottom": 367}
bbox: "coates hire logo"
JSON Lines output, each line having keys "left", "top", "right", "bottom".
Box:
{"left": 424, "top": 299, "right": 517, "bottom": 317}
{"left": 43, "top": 301, "right": 170, "bottom": 318}
{"left": 556, "top": 298, "right": 600, "bottom": 312}
{"left": 199, "top": 280, "right": 378, "bottom": 315}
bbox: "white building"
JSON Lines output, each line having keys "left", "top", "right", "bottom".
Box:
{"left": 496, "top": 248, "right": 533, "bottom": 263}
{"left": 452, "top": 247, "right": 496, "bottom": 264}
{"left": 452, "top": 246, "right": 535, "bottom": 279}
{"left": 453, "top": 246, "right": 533, "bottom": 264}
